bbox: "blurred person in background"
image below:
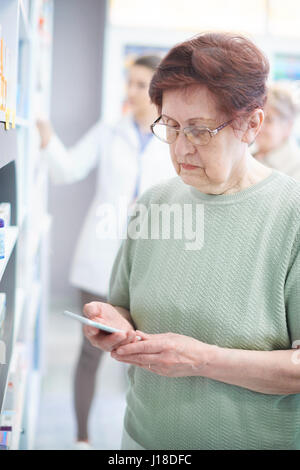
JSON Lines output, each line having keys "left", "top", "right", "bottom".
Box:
{"left": 36, "top": 55, "right": 175, "bottom": 450}
{"left": 253, "top": 83, "right": 300, "bottom": 180}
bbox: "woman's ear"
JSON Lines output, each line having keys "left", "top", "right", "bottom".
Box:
{"left": 242, "top": 109, "right": 264, "bottom": 145}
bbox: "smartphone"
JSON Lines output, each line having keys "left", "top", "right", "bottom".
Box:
{"left": 63, "top": 310, "right": 123, "bottom": 334}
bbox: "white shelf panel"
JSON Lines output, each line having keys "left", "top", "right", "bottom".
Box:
{"left": 10, "top": 366, "right": 28, "bottom": 450}
{"left": 15, "top": 117, "right": 30, "bottom": 128}
{"left": 19, "top": 0, "right": 32, "bottom": 42}
{"left": 0, "top": 111, "right": 30, "bottom": 129}
{"left": 27, "top": 281, "right": 41, "bottom": 341}
{"left": 0, "top": 226, "right": 19, "bottom": 283}
{"left": 28, "top": 213, "right": 52, "bottom": 262}
{"left": 18, "top": 206, "right": 28, "bottom": 232}
{"left": 1, "top": 342, "right": 28, "bottom": 450}
{"left": 13, "top": 287, "right": 26, "bottom": 346}
{"left": 24, "top": 370, "right": 41, "bottom": 450}
{"left": 0, "top": 293, "right": 6, "bottom": 315}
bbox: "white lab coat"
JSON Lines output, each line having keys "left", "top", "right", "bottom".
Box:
{"left": 41, "top": 116, "right": 176, "bottom": 296}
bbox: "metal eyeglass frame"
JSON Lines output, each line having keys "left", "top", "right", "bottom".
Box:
{"left": 150, "top": 116, "right": 233, "bottom": 145}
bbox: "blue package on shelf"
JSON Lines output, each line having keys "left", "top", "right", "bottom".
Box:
{"left": 0, "top": 430, "right": 10, "bottom": 449}
{"left": 0, "top": 204, "right": 11, "bottom": 227}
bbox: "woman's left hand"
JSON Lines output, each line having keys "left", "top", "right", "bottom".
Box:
{"left": 110, "top": 330, "right": 216, "bottom": 377}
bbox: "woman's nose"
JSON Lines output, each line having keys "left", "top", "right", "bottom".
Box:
{"left": 173, "top": 130, "right": 195, "bottom": 158}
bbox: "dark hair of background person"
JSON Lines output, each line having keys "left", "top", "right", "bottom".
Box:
{"left": 149, "top": 32, "right": 270, "bottom": 123}
{"left": 134, "top": 55, "right": 162, "bottom": 72}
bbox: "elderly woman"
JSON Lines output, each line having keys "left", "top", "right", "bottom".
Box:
{"left": 83, "top": 33, "right": 300, "bottom": 450}
{"left": 253, "top": 83, "right": 300, "bottom": 180}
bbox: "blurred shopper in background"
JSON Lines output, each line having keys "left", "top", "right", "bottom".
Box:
{"left": 36, "top": 55, "right": 175, "bottom": 449}
{"left": 253, "top": 83, "right": 300, "bottom": 180}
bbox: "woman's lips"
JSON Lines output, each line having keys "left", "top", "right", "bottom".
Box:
{"left": 181, "top": 163, "right": 199, "bottom": 170}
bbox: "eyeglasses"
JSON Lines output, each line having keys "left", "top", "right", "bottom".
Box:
{"left": 150, "top": 116, "right": 233, "bottom": 146}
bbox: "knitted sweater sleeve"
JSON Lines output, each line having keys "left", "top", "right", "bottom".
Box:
{"left": 285, "top": 229, "right": 300, "bottom": 347}
{"left": 107, "top": 236, "right": 132, "bottom": 311}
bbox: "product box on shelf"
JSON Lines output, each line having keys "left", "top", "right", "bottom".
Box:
{"left": 0, "top": 429, "right": 12, "bottom": 450}
{"left": 0, "top": 203, "right": 11, "bottom": 227}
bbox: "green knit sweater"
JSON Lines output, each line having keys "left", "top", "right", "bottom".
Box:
{"left": 108, "top": 169, "right": 300, "bottom": 450}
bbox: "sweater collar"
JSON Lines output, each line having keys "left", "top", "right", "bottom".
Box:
{"left": 188, "top": 169, "right": 281, "bottom": 204}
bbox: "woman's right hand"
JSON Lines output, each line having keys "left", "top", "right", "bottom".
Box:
{"left": 83, "top": 301, "right": 138, "bottom": 352}
{"left": 36, "top": 118, "right": 53, "bottom": 149}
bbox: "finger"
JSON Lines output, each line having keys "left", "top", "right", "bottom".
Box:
{"left": 135, "top": 330, "right": 151, "bottom": 340}
{"left": 84, "top": 324, "right": 128, "bottom": 351}
{"left": 83, "top": 324, "right": 103, "bottom": 338}
{"left": 95, "top": 330, "right": 130, "bottom": 352}
{"left": 111, "top": 329, "right": 136, "bottom": 348}
{"left": 83, "top": 301, "right": 104, "bottom": 319}
{"left": 84, "top": 328, "right": 118, "bottom": 351}
{"left": 111, "top": 330, "right": 143, "bottom": 352}
{"left": 111, "top": 352, "right": 161, "bottom": 366}
{"left": 83, "top": 322, "right": 120, "bottom": 338}
{"left": 114, "top": 339, "right": 163, "bottom": 356}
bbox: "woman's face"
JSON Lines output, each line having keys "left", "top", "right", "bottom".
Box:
{"left": 161, "top": 86, "right": 248, "bottom": 194}
{"left": 255, "top": 104, "right": 292, "bottom": 155}
{"left": 126, "top": 65, "right": 154, "bottom": 116}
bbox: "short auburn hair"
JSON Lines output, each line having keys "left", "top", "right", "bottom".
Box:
{"left": 149, "top": 32, "right": 270, "bottom": 120}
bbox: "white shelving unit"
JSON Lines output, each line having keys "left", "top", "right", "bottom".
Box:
{"left": 0, "top": 227, "right": 19, "bottom": 283}
{"left": 0, "top": 0, "right": 53, "bottom": 450}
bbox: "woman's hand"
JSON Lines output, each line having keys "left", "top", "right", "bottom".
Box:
{"left": 111, "top": 330, "right": 216, "bottom": 377}
{"left": 83, "top": 302, "right": 139, "bottom": 352}
{"left": 36, "top": 118, "right": 53, "bottom": 149}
